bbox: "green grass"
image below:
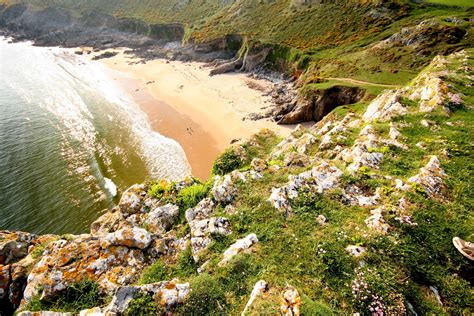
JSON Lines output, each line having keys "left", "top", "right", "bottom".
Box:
{"left": 424, "top": 0, "right": 474, "bottom": 7}
{"left": 24, "top": 280, "right": 109, "bottom": 313}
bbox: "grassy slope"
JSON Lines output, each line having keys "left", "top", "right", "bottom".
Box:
{"left": 133, "top": 49, "right": 473, "bottom": 315}
{"left": 1, "top": 0, "right": 470, "bottom": 100}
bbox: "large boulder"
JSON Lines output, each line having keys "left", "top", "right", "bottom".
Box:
{"left": 21, "top": 233, "right": 149, "bottom": 304}
{"left": 186, "top": 199, "right": 232, "bottom": 261}
{"left": 105, "top": 227, "right": 152, "bottom": 249}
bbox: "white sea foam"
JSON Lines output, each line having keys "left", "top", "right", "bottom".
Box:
{"left": 0, "top": 38, "right": 191, "bottom": 182}
{"left": 104, "top": 177, "right": 118, "bottom": 197}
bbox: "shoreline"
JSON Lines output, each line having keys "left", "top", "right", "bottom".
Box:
{"left": 94, "top": 50, "right": 295, "bottom": 180}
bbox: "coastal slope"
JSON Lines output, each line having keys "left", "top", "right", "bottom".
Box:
{"left": 1, "top": 49, "right": 473, "bottom": 315}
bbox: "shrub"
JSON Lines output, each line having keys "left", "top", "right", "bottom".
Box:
{"left": 139, "top": 260, "right": 168, "bottom": 285}
{"left": 174, "top": 247, "right": 198, "bottom": 278}
{"left": 301, "top": 294, "right": 335, "bottom": 315}
{"left": 212, "top": 148, "right": 244, "bottom": 176}
{"left": 148, "top": 179, "right": 173, "bottom": 199}
{"left": 25, "top": 280, "right": 107, "bottom": 313}
{"left": 176, "top": 182, "right": 209, "bottom": 211}
{"left": 177, "top": 274, "right": 226, "bottom": 315}
{"left": 124, "top": 292, "right": 160, "bottom": 316}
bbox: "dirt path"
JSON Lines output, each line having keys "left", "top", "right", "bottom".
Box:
{"left": 326, "top": 77, "right": 402, "bottom": 88}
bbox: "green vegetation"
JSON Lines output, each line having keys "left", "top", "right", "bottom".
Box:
{"left": 139, "top": 247, "right": 197, "bottom": 284}
{"left": 124, "top": 292, "right": 160, "bottom": 316}
{"left": 141, "top": 50, "right": 473, "bottom": 314}
{"left": 177, "top": 273, "right": 226, "bottom": 315}
{"left": 212, "top": 147, "right": 245, "bottom": 176}
{"left": 424, "top": 0, "right": 474, "bottom": 7}
{"left": 25, "top": 280, "right": 108, "bottom": 313}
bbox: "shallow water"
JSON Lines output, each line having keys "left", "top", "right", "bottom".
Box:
{"left": 0, "top": 38, "right": 190, "bottom": 234}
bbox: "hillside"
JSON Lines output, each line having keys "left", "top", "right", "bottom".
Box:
{"left": 0, "top": 0, "right": 473, "bottom": 315}
{"left": 1, "top": 49, "right": 473, "bottom": 315}
{"left": 0, "top": 0, "right": 472, "bottom": 87}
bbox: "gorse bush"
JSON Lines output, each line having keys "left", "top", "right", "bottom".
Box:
{"left": 26, "top": 280, "right": 107, "bottom": 313}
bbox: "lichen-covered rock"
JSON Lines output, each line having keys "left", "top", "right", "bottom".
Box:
{"left": 362, "top": 90, "right": 407, "bottom": 122}
{"left": 280, "top": 286, "right": 301, "bottom": 316}
{"left": 105, "top": 227, "right": 152, "bottom": 249}
{"left": 0, "top": 231, "right": 35, "bottom": 265}
{"left": 212, "top": 170, "right": 246, "bottom": 204}
{"left": 186, "top": 198, "right": 231, "bottom": 261}
{"left": 219, "top": 234, "right": 258, "bottom": 266}
{"left": 104, "top": 280, "right": 190, "bottom": 314}
{"left": 22, "top": 234, "right": 148, "bottom": 304}
{"left": 408, "top": 156, "right": 446, "bottom": 199}
{"left": 143, "top": 204, "right": 179, "bottom": 234}
{"left": 90, "top": 210, "right": 123, "bottom": 236}
{"left": 118, "top": 184, "right": 147, "bottom": 216}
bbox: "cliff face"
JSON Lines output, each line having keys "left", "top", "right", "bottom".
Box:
{"left": 1, "top": 49, "right": 473, "bottom": 315}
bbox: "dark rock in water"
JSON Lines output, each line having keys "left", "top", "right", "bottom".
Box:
{"left": 74, "top": 50, "right": 84, "bottom": 55}
{"left": 92, "top": 51, "right": 118, "bottom": 60}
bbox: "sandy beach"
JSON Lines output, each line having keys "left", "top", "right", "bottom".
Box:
{"left": 93, "top": 50, "right": 293, "bottom": 180}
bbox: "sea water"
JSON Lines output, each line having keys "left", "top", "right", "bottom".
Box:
{"left": 0, "top": 38, "right": 191, "bottom": 234}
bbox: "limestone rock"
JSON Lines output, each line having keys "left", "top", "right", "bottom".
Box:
{"left": 212, "top": 171, "right": 246, "bottom": 204}
{"left": 271, "top": 133, "right": 316, "bottom": 159}
{"left": 284, "top": 152, "right": 310, "bottom": 167}
{"left": 104, "top": 280, "right": 190, "bottom": 314}
{"left": 408, "top": 156, "right": 446, "bottom": 199}
{"left": 242, "top": 280, "right": 268, "bottom": 315}
{"left": 270, "top": 161, "right": 343, "bottom": 215}
{"left": 365, "top": 207, "right": 390, "bottom": 234}
{"left": 186, "top": 198, "right": 231, "bottom": 261}
{"left": 280, "top": 286, "right": 301, "bottom": 316}
{"left": 105, "top": 227, "right": 152, "bottom": 249}
{"left": 143, "top": 204, "right": 179, "bottom": 234}
{"left": 362, "top": 91, "right": 407, "bottom": 122}
{"left": 22, "top": 234, "right": 148, "bottom": 304}
{"left": 79, "top": 307, "right": 103, "bottom": 316}
{"left": 219, "top": 234, "right": 258, "bottom": 266}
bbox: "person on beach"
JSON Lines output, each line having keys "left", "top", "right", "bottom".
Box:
{"left": 453, "top": 237, "right": 474, "bottom": 261}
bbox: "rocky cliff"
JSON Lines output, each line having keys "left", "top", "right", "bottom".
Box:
{"left": 1, "top": 49, "right": 473, "bottom": 315}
